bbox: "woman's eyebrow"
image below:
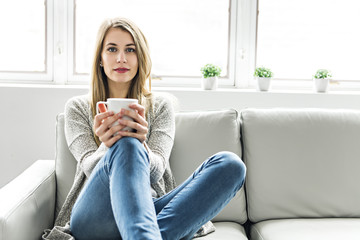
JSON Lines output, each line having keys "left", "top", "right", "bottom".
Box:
{"left": 105, "top": 42, "right": 135, "bottom": 47}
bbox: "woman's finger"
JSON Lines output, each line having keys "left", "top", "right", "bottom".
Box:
{"left": 93, "top": 111, "right": 114, "bottom": 129}
{"left": 120, "top": 107, "right": 148, "bottom": 127}
{"left": 118, "top": 130, "right": 147, "bottom": 143}
{"left": 129, "top": 103, "right": 145, "bottom": 118}
{"left": 98, "top": 121, "right": 126, "bottom": 140}
{"left": 103, "top": 134, "right": 122, "bottom": 148}
{"left": 118, "top": 118, "right": 148, "bottom": 134}
{"left": 99, "top": 123, "right": 127, "bottom": 147}
{"left": 95, "top": 112, "right": 121, "bottom": 137}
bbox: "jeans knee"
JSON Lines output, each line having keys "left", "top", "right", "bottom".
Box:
{"left": 104, "top": 137, "right": 149, "bottom": 171}
{"left": 112, "top": 136, "right": 142, "bottom": 151}
{"left": 216, "top": 151, "right": 246, "bottom": 182}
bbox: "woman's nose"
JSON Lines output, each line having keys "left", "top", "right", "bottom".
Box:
{"left": 117, "top": 51, "right": 127, "bottom": 63}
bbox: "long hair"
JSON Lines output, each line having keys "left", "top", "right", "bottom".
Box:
{"left": 90, "top": 17, "right": 152, "bottom": 145}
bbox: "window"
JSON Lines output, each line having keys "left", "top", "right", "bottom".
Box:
{"left": 2, "top": 0, "right": 360, "bottom": 90}
{"left": 0, "top": 0, "right": 52, "bottom": 82}
{"left": 256, "top": 0, "right": 360, "bottom": 84}
{"left": 72, "top": 0, "right": 232, "bottom": 86}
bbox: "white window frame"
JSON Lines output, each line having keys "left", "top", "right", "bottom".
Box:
{"left": 234, "top": 0, "right": 257, "bottom": 89}
{"left": 0, "top": 0, "right": 53, "bottom": 84}
{"left": 53, "top": 0, "right": 69, "bottom": 84}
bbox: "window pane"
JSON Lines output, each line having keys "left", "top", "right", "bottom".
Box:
{"left": 257, "top": 0, "right": 360, "bottom": 80}
{"left": 75, "top": 0, "right": 229, "bottom": 77}
{"left": 0, "top": 0, "right": 45, "bottom": 72}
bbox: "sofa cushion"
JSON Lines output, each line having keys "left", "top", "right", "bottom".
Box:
{"left": 199, "top": 222, "right": 248, "bottom": 240}
{"left": 250, "top": 218, "right": 360, "bottom": 240}
{"left": 241, "top": 108, "right": 360, "bottom": 222}
{"left": 170, "top": 109, "right": 246, "bottom": 224}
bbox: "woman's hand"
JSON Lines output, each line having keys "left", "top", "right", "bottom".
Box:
{"left": 93, "top": 111, "right": 126, "bottom": 148}
{"left": 116, "top": 103, "right": 149, "bottom": 143}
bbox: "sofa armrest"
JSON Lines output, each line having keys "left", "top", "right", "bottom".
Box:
{"left": 0, "top": 160, "right": 56, "bottom": 240}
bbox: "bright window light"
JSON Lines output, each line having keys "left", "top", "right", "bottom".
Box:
{"left": 74, "top": 0, "right": 230, "bottom": 78}
{"left": 0, "top": 0, "right": 45, "bottom": 72}
{"left": 257, "top": 0, "right": 360, "bottom": 81}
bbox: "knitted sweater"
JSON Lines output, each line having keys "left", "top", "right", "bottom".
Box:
{"left": 42, "top": 93, "right": 214, "bottom": 239}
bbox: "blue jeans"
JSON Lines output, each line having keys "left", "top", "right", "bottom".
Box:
{"left": 70, "top": 137, "right": 246, "bottom": 240}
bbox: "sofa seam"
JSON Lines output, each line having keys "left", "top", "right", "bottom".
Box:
{"left": 252, "top": 224, "right": 265, "bottom": 240}
{"left": 0, "top": 216, "right": 4, "bottom": 240}
{"left": 239, "top": 111, "right": 252, "bottom": 223}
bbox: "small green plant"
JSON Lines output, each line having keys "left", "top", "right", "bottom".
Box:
{"left": 200, "top": 64, "right": 222, "bottom": 78}
{"left": 314, "top": 69, "right": 332, "bottom": 79}
{"left": 254, "top": 67, "right": 273, "bottom": 78}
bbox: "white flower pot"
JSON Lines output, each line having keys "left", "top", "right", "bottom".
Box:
{"left": 256, "top": 77, "right": 272, "bottom": 91}
{"left": 202, "top": 76, "right": 218, "bottom": 90}
{"left": 314, "top": 78, "right": 329, "bottom": 93}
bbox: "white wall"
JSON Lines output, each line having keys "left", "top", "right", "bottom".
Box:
{"left": 1, "top": 84, "right": 360, "bottom": 188}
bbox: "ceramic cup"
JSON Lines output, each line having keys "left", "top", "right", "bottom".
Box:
{"left": 96, "top": 98, "right": 138, "bottom": 132}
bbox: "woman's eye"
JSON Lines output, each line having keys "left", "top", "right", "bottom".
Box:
{"left": 108, "top": 47, "right": 117, "bottom": 52}
{"left": 126, "top": 48, "right": 135, "bottom": 53}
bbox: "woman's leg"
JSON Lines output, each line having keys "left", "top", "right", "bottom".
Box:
{"left": 154, "top": 151, "right": 246, "bottom": 240}
{"left": 70, "top": 137, "right": 161, "bottom": 240}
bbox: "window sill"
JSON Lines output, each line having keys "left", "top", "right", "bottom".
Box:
{"left": 2, "top": 82, "right": 360, "bottom": 96}
{"left": 153, "top": 86, "right": 360, "bottom": 96}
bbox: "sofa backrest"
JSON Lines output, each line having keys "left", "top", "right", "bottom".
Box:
{"left": 170, "top": 109, "right": 247, "bottom": 224}
{"left": 55, "top": 109, "right": 247, "bottom": 223}
{"left": 241, "top": 108, "right": 360, "bottom": 223}
{"left": 55, "top": 114, "right": 77, "bottom": 218}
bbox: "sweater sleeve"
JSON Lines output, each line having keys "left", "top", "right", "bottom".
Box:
{"left": 146, "top": 95, "right": 176, "bottom": 184}
{"left": 64, "top": 96, "right": 109, "bottom": 178}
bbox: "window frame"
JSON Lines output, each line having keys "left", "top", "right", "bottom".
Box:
{"left": 233, "top": 0, "right": 257, "bottom": 89}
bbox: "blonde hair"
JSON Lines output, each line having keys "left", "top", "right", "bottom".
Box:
{"left": 90, "top": 17, "right": 152, "bottom": 145}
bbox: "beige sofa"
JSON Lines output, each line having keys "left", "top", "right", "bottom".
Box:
{"left": 1, "top": 108, "right": 360, "bottom": 240}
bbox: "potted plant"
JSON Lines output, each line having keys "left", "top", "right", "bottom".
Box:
{"left": 254, "top": 67, "right": 273, "bottom": 91}
{"left": 313, "top": 69, "right": 332, "bottom": 93}
{"left": 200, "top": 64, "right": 222, "bottom": 90}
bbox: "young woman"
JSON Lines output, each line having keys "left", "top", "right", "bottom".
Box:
{"left": 43, "top": 17, "right": 246, "bottom": 240}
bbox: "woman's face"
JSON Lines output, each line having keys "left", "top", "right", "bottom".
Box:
{"left": 101, "top": 28, "right": 138, "bottom": 88}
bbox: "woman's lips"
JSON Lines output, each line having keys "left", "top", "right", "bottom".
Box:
{"left": 114, "top": 68, "right": 129, "bottom": 73}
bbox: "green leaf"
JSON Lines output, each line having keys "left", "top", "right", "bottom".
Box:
{"left": 254, "top": 67, "right": 273, "bottom": 78}
{"left": 200, "top": 63, "right": 222, "bottom": 78}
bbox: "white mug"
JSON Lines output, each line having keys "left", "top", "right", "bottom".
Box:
{"left": 96, "top": 98, "right": 138, "bottom": 132}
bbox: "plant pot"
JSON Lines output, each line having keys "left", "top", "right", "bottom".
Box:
{"left": 256, "top": 77, "right": 271, "bottom": 91}
{"left": 202, "top": 76, "right": 218, "bottom": 90}
{"left": 314, "top": 78, "right": 329, "bottom": 93}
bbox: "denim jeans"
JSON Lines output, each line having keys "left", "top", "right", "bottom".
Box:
{"left": 70, "top": 137, "right": 246, "bottom": 240}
